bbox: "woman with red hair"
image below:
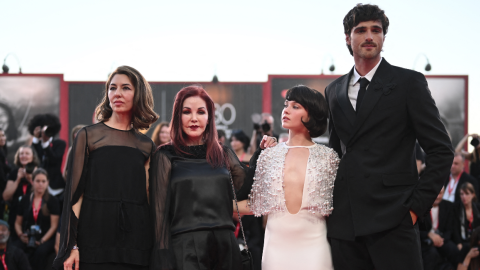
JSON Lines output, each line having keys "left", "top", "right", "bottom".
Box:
{"left": 149, "top": 85, "right": 274, "bottom": 270}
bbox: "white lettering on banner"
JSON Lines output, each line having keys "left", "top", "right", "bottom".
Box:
{"left": 215, "top": 103, "right": 236, "bottom": 139}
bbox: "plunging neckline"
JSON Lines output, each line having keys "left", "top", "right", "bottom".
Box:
{"left": 282, "top": 144, "right": 313, "bottom": 215}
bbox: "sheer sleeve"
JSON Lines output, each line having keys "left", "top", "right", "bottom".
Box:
{"left": 224, "top": 146, "right": 262, "bottom": 201}
{"left": 53, "top": 128, "right": 88, "bottom": 270}
{"left": 149, "top": 148, "right": 175, "bottom": 270}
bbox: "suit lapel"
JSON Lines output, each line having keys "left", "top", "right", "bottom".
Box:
{"left": 335, "top": 68, "right": 356, "bottom": 127}
{"left": 348, "top": 59, "right": 395, "bottom": 145}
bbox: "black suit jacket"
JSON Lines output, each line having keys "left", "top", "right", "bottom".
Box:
{"left": 325, "top": 59, "right": 454, "bottom": 241}
{"left": 33, "top": 138, "right": 66, "bottom": 190}
{"left": 419, "top": 200, "right": 455, "bottom": 242}
{"left": 446, "top": 172, "right": 480, "bottom": 204}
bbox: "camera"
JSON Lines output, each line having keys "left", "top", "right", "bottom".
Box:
{"left": 253, "top": 121, "right": 271, "bottom": 133}
{"left": 261, "top": 121, "right": 271, "bottom": 133}
{"left": 471, "top": 138, "right": 480, "bottom": 147}
{"left": 27, "top": 225, "right": 42, "bottom": 248}
{"left": 25, "top": 162, "right": 35, "bottom": 174}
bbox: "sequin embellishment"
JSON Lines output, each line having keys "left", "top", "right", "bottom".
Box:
{"left": 248, "top": 143, "right": 340, "bottom": 217}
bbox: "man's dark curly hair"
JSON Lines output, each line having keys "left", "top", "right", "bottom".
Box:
{"left": 27, "top": 113, "right": 61, "bottom": 137}
{"left": 27, "top": 114, "right": 47, "bottom": 135}
{"left": 343, "top": 4, "right": 389, "bottom": 56}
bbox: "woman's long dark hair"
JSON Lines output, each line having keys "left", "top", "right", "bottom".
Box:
{"left": 95, "top": 65, "right": 159, "bottom": 130}
{"left": 170, "top": 85, "right": 224, "bottom": 168}
{"left": 31, "top": 168, "right": 51, "bottom": 215}
{"left": 469, "top": 227, "right": 480, "bottom": 269}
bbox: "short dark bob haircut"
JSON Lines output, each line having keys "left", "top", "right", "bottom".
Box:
{"left": 230, "top": 130, "right": 250, "bottom": 152}
{"left": 96, "top": 65, "right": 159, "bottom": 130}
{"left": 285, "top": 85, "right": 328, "bottom": 138}
{"left": 343, "top": 4, "right": 389, "bottom": 56}
{"left": 170, "top": 85, "right": 225, "bottom": 168}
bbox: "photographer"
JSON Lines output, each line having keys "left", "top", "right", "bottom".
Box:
{"left": 250, "top": 113, "right": 278, "bottom": 154}
{"left": 0, "top": 219, "right": 32, "bottom": 270}
{"left": 29, "top": 114, "right": 66, "bottom": 197}
{"left": 456, "top": 133, "right": 480, "bottom": 181}
{"left": 3, "top": 146, "right": 39, "bottom": 241}
{"left": 14, "top": 168, "right": 59, "bottom": 270}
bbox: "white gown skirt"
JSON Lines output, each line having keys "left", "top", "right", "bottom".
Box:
{"left": 262, "top": 209, "right": 333, "bottom": 270}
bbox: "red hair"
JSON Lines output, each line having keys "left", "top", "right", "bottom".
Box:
{"left": 170, "top": 85, "right": 225, "bottom": 168}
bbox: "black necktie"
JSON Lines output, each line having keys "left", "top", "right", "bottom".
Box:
{"left": 356, "top": 77, "right": 370, "bottom": 113}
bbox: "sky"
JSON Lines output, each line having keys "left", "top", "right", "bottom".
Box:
{"left": 1, "top": 0, "right": 479, "bottom": 146}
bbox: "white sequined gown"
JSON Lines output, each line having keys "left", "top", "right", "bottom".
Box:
{"left": 249, "top": 143, "right": 339, "bottom": 270}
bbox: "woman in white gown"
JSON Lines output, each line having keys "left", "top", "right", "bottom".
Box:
{"left": 237, "top": 85, "right": 339, "bottom": 270}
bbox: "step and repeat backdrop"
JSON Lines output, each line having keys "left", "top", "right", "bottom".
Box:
{"left": 68, "top": 82, "right": 264, "bottom": 142}
{"left": 0, "top": 73, "right": 468, "bottom": 162}
{"left": 269, "top": 75, "right": 468, "bottom": 147}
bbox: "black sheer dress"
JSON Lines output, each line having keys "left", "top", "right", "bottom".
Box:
{"left": 150, "top": 144, "right": 260, "bottom": 270}
{"left": 53, "top": 122, "right": 155, "bottom": 270}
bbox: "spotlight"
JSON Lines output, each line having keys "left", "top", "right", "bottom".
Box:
{"left": 413, "top": 54, "right": 432, "bottom": 72}
{"left": 321, "top": 54, "right": 335, "bottom": 74}
{"left": 2, "top": 53, "right": 22, "bottom": 74}
{"left": 212, "top": 75, "right": 219, "bottom": 84}
{"left": 425, "top": 63, "right": 432, "bottom": 72}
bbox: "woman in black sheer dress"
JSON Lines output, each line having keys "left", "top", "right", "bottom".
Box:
{"left": 54, "top": 66, "right": 158, "bottom": 270}
{"left": 150, "top": 85, "right": 275, "bottom": 270}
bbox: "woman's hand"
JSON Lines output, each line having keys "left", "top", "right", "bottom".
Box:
{"left": 24, "top": 168, "right": 35, "bottom": 184}
{"left": 17, "top": 168, "right": 25, "bottom": 182}
{"left": 64, "top": 249, "right": 80, "bottom": 270}
{"left": 19, "top": 233, "right": 28, "bottom": 244}
{"left": 259, "top": 135, "right": 277, "bottom": 149}
{"left": 458, "top": 243, "right": 463, "bottom": 250}
{"left": 33, "top": 126, "right": 42, "bottom": 138}
{"left": 467, "top": 247, "right": 480, "bottom": 259}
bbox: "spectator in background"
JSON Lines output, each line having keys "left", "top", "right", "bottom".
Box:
{"left": 0, "top": 128, "right": 11, "bottom": 189}
{"left": 444, "top": 153, "right": 479, "bottom": 204}
{"left": 62, "top": 124, "right": 85, "bottom": 180}
{"left": 217, "top": 129, "right": 227, "bottom": 145}
{"left": 29, "top": 114, "right": 66, "bottom": 197}
{"left": 14, "top": 169, "right": 58, "bottom": 269}
{"left": 250, "top": 113, "right": 278, "bottom": 154}
{"left": 14, "top": 168, "right": 59, "bottom": 270}
{"left": 456, "top": 133, "right": 480, "bottom": 181}
{"left": 458, "top": 226, "right": 480, "bottom": 270}
{"left": 230, "top": 130, "right": 252, "bottom": 165}
{"left": 419, "top": 187, "right": 457, "bottom": 269}
{"left": 0, "top": 128, "right": 11, "bottom": 222}
{"left": 3, "top": 146, "right": 39, "bottom": 240}
{"left": 278, "top": 133, "right": 289, "bottom": 144}
{"left": 0, "top": 219, "right": 31, "bottom": 270}
{"left": 151, "top": 121, "right": 171, "bottom": 147}
{"left": 454, "top": 183, "right": 480, "bottom": 253}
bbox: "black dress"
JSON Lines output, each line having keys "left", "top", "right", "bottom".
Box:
{"left": 53, "top": 122, "right": 155, "bottom": 270}
{"left": 15, "top": 194, "right": 60, "bottom": 270}
{"left": 6, "top": 168, "right": 32, "bottom": 235}
{"left": 150, "top": 144, "right": 259, "bottom": 270}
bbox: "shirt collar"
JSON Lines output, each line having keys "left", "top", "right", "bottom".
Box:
{"left": 353, "top": 57, "right": 383, "bottom": 85}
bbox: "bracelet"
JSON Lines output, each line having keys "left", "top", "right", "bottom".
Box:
{"left": 72, "top": 245, "right": 79, "bottom": 250}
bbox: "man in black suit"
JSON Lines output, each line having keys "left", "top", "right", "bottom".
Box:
{"left": 30, "top": 114, "right": 66, "bottom": 193}
{"left": 419, "top": 187, "right": 458, "bottom": 269}
{"left": 443, "top": 153, "right": 479, "bottom": 203}
{"left": 325, "top": 4, "right": 454, "bottom": 269}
